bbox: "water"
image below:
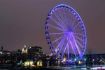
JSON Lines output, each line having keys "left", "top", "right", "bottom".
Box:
{"left": 0, "top": 65, "right": 105, "bottom": 70}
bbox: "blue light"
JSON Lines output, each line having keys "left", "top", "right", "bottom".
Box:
{"left": 45, "top": 4, "right": 87, "bottom": 61}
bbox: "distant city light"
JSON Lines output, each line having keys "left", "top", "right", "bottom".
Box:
{"left": 62, "top": 57, "right": 66, "bottom": 62}
{"left": 37, "top": 60, "right": 43, "bottom": 67}
{"left": 22, "top": 45, "right": 28, "bottom": 54}
{"left": 78, "top": 60, "right": 82, "bottom": 64}
{"left": 24, "top": 60, "right": 34, "bottom": 67}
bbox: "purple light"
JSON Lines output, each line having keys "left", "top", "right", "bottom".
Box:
{"left": 45, "top": 4, "right": 87, "bottom": 60}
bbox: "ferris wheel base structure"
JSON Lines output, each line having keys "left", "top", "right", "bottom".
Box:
{"left": 45, "top": 4, "right": 87, "bottom": 61}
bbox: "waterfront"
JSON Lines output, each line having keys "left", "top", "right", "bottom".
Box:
{"left": 0, "top": 1, "right": 105, "bottom": 70}
{"left": 1, "top": 65, "right": 105, "bottom": 70}
{"left": 0, "top": 46, "right": 105, "bottom": 70}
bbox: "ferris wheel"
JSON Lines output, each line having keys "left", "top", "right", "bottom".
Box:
{"left": 45, "top": 4, "right": 87, "bottom": 60}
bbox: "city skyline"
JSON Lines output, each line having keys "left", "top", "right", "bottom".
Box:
{"left": 0, "top": 0, "right": 105, "bottom": 54}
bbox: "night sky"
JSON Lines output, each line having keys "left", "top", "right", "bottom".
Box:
{"left": 0, "top": 0, "right": 105, "bottom": 54}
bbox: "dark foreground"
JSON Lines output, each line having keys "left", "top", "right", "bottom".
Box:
{"left": 1, "top": 65, "right": 105, "bottom": 70}
{"left": 0, "top": 68, "right": 60, "bottom": 70}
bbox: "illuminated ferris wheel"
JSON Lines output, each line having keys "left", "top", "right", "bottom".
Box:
{"left": 45, "top": 4, "right": 87, "bottom": 60}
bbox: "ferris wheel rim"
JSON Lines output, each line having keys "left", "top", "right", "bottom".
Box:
{"left": 45, "top": 4, "right": 87, "bottom": 59}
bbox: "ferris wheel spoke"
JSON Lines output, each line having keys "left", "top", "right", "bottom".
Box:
{"left": 58, "top": 10, "right": 68, "bottom": 26}
{"left": 49, "top": 32, "right": 64, "bottom": 35}
{"left": 47, "top": 24, "right": 63, "bottom": 31}
{"left": 74, "top": 35, "right": 83, "bottom": 42}
{"left": 63, "top": 16, "right": 71, "bottom": 27}
{"left": 61, "top": 10, "right": 67, "bottom": 23}
{"left": 69, "top": 17, "right": 76, "bottom": 27}
{"left": 67, "top": 11, "right": 77, "bottom": 27}
{"left": 73, "top": 33, "right": 83, "bottom": 37}
{"left": 72, "top": 21, "right": 78, "bottom": 28}
{"left": 68, "top": 39, "right": 76, "bottom": 56}
{"left": 54, "top": 12, "right": 66, "bottom": 29}
{"left": 57, "top": 10, "right": 64, "bottom": 21}
{"left": 58, "top": 9, "right": 69, "bottom": 27}
{"left": 67, "top": 36, "right": 76, "bottom": 56}
{"left": 68, "top": 33, "right": 82, "bottom": 57}
{"left": 55, "top": 11, "right": 64, "bottom": 23}
{"left": 75, "top": 35, "right": 86, "bottom": 55}
{"left": 73, "top": 22, "right": 81, "bottom": 30}
{"left": 67, "top": 19, "right": 74, "bottom": 27}
{"left": 67, "top": 43, "right": 70, "bottom": 59}
{"left": 61, "top": 44, "right": 67, "bottom": 59}
{"left": 50, "top": 16, "right": 64, "bottom": 29}
{"left": 57, "top": 37, "right": 66, "bottom": 55}
{"left": 56, "top": 36, "right": 65, "bottom": 56}
{"left": 52, "top": 35, "right": 63, "bottom": 44}
{"left": 59, "top": 11, "right": 71, "bottom": 29}
{"left": 76, "top": 39, "right": 84, "bottom": 50}
{"left": 54, "top": 12, "right": 63, "bottom": 24}
{"left": 73, "top": 37, "right": 82, "bottom": 57}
